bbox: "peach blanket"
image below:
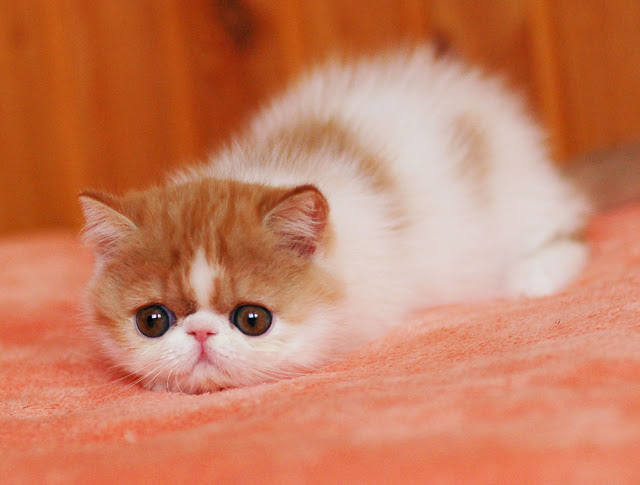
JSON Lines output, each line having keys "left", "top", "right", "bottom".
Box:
{"left": 2, "top": 206, "right": 640, "bottom": 484}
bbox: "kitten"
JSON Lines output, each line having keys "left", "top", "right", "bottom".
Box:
{"left": 80, "top": 47, "right": 596, "bottom": 393}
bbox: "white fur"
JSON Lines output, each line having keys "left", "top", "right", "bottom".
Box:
{"left": 99, "top": 48, "right": 593, "bottom": 393}
{"left": 505, "top": 238, "right": 588, "bottom": 297}
{"left": 189, "top": 249, "right": 216, "bottom": 310}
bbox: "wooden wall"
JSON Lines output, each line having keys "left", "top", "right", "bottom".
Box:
{"left": 1, "top": 1, "right": 639, "bottom": 235}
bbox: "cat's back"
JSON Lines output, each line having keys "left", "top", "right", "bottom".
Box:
{"left": 246, "top": 47, "right": 588, "bottom": 300}
{"left": 250, "top": 48, "right": 477, "bottom": 159}
{"left": 246, "top": 47, "right": 545, "bottom": 185}
{"left": 255, "top": 47, "right": 481, "bottom": 129}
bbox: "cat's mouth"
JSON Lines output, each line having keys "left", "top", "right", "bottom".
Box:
{"left": 183, "top": 351, "right": 235, "bottom": 392}
{"left": 193, "top": 347, "right": 224, "bottom": 371}
{"left": 195, "top": 351, "right": 215, "bottom": 366}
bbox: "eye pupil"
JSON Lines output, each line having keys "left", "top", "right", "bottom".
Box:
{"left": 231, "top": 305, "right": 272, "bottom": 336}
{"left": 135, "top": 304, "right": 175, "bottom": 338}
{"left": 147, "top": 313, "right": 160, "bottom": 328}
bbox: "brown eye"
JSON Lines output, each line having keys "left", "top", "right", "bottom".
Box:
{"left": 135, "top": 304, "right": 175, "bottom": 338}
{"left": 231, "top": 305, "right": 272, "bottom": 336}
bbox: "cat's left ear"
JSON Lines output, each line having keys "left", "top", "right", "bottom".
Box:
{"left": 79, "top": 190, "right": 138, "bottom": 256}
{"left": 264, "top": 185, "right": 330, "bottom": 258}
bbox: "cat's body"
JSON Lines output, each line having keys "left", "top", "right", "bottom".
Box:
{"left": 81, "top": 48, "right": 592, "bottom": 393}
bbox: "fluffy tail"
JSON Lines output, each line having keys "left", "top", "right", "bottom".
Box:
{"left": 562, "top": 140, "right": 640, "bottom": 211}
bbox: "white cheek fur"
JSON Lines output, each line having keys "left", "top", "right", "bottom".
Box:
{"left": 105, "top": 306, "right": 347, "bottom": 393}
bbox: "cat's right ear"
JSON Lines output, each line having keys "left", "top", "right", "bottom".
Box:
{"left": 79, "top": 190, "right": 137, "bottom": 255}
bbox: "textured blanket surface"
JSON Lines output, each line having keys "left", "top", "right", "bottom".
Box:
{"left": 2, "top": 206, "right": 640, "bottom": 484}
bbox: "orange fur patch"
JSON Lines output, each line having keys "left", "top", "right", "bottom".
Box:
{"left": 84, "top": 178, "right": 344, "bottom": 346}
{"left": 451, "top": 114, "right": 490, "bottom": 200}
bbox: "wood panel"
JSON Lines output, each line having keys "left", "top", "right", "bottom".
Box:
{"left": 0, "top": 1, "right": 639, "bottom": 236}
{"left": 530, "top": 0, "right": 640, "bottom": 160}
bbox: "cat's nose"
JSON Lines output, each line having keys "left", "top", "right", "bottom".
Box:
{"left": 182, "top": 310, "right": 221, "bottom": 341}
{"left": 188, "top": 329, "right": 215, "bottom": 342}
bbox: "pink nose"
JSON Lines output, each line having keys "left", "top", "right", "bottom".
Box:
{"left": 188, "top": 329, "right": 215, "bottom": 342}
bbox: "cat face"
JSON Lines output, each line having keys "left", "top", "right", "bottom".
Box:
{"left": 81, "top": 179, "right": 344, "bottom": 393}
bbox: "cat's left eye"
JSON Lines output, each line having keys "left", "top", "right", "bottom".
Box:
{"left": 135, "top": 304, "right": 176, "bottom": 338}
{"left": 231, "top": 304, "right": 272, "bottom": 336}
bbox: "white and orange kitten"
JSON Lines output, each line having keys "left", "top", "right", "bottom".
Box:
{"left": 80, "top": 48, "right": 593, "bottom": 393}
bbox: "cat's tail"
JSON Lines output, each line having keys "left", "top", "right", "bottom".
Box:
{"left": 562, "top": 139, "right": 640, "bottom": 211}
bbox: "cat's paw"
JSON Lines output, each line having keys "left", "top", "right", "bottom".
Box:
{"left": 505, "top": 237, "right": 588, "bottom": 297}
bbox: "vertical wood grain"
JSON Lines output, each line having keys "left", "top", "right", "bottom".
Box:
{"left": 528, "top": 0, "right": 569, "bottom": 161}
{"left": 532, "top": 0, "right": 640, "bottom": 159}
{"left": 425, "top": 0, "right": 535, "bottom": 102}
{"left": 0, "top": 0, "right": 639, "bottom": 235}
{"left": 0, "top": 1, "right": 85, "bottom": 232}
{"left": 0, "top": 2, "right": 33, "bottom": 231}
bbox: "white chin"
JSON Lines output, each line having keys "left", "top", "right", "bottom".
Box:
{"left": 183, "top": 361, "right": 239, "bottom": 394}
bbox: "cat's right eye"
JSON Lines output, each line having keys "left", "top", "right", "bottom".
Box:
{"left": 135, "top": 304, "right": 175, "bottom": 338}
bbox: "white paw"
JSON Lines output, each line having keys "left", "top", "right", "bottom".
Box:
{"left": 505, "top": 238, "right": 588, "bottom": 297}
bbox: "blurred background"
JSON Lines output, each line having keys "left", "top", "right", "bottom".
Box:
{"left": 1, "top": 0, "right": 639, "bottom": 236}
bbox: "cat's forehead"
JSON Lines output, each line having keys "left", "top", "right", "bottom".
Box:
{"left": 118, "top": 180, "right": 296, "bottom": 310}
{"left": 129, "top": 179, "right": 276, "bottom": 253}
{"left": 142, "top": 179, "right": 262, "bottom": 226}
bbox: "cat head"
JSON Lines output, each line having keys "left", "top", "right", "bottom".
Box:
{"left": 80, "top": 178, "right": 345, "bottom": 393}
